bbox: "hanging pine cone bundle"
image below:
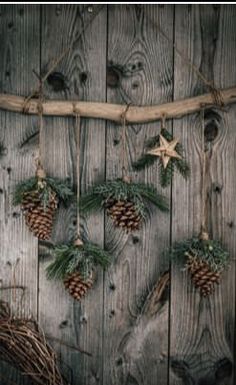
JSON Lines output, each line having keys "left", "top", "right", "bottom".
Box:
{"left": 170, "top": 232, "right": 229, "bottom": 297}
{"left": 46, "top": 238, "right": 112, "bottom": 301}
{"left": 79, "top": 177, "right": 169, "bottom": 233}
{"left": 13, "top": 165, "right": 74, "bottom": 240}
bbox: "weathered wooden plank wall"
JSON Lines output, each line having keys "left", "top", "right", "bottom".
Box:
{"left": 0, "top": 4, "right": 235, "bottom": 385}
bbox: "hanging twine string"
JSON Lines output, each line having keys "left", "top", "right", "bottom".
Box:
{"left": 73, "top": 105, "right": 83, "bottom": 245}
{"left": 151, "top": 14, "right": 224, "bottom": 108}
{"left": 200, "top": 108, "right": 209, "bottom": 240}
{"left": 120, "top": 104, "right": 131, "bottom": 179}
{"left": 35, "top": 79, "right": 46, "bottom": 179}
{"left": 161, "top": 113, "right": 166, "bottom": 131}
{"left": 22, "top": 6, "right": 104, "bottom": 114}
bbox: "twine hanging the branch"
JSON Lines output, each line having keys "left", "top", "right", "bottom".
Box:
{"left": 22, "top": 6, "right": 104, "bottom": 111}
{"left": 144, "top": 9, "right": 224, "bottom": 108}
{"left": 37, "top": 79, "right": 44, "bottom": 170}
{"left": 73, "top": 105, "right": 83, "bottom": 244}
{"left": 120, "top": 104, "right": 131, "bottom": 179}
{"left": 200, "top": 107, "right": 208, "bottom": 239}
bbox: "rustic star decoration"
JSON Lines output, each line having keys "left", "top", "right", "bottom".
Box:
{"left": 147, "top": 134, "right": 182, "bottom": 169}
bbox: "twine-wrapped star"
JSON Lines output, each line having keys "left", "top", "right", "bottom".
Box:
{"left": 147, "top": 134, "right": 182, "bottom": 169}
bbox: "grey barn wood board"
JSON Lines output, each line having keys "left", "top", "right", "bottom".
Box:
{"left": 0, "top": 5, "right": 40, "bottom": 385}
{"left": 0, "top": 4, "right": 235, "bottom": 385}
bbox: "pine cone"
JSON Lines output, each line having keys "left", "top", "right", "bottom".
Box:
{"left": 104, "top": 198, "right": 141, "bottom": 233}
{"left": 21, "top": 190, "right": 58, "bottom": 240}
{"left": 63, "top": 272, "right": 94, "bottom": 301}
{"left": 186, "top": 254, "right": 221, "bottom": 296}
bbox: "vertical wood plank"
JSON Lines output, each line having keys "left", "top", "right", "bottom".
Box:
{"left": 38, "top": 5, "right": 107, "bottom": 385}
{"left": 170, "top": 5, "right": 235, "bottom": 384}
{"left": 103, "top": 5, "right": 173, "bottom": 385}
{"left": 0, "top": 4, "right": 40, "bottom": 384}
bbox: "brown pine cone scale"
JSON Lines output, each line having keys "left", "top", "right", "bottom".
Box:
{"left": 21, "top": 190, "right": 58, "bottom": 240}
{"left": 186, "top": 254, "right": 221, "bottom": 296}
{"left": 104, "top": 198, "right": 142, "bottom": 233}
{"left": 64, "top": 272, "right": 94, "bottom": 301}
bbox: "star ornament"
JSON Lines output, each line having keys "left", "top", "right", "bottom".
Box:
{"left": 147, "top": 134, "right": 182, "bottom": 169}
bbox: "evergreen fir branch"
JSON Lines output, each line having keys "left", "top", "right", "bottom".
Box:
{"left": 45, "top": 176, "right": 74, "bottom": 204}
{"left": 174, "top": 158, "right": 190, "bottom": 179}
{"left": 13, "top": 177, "right": 39, "bottom": 205}
{"left": 46, "top": 241, "right": 112, "bottom": 281}
{"left": 13, "top": 175, "right": 74, "bottom": 207}
{"left": 46, "top": 244, "right": 73, "bottom": 280}
{"left": 79, "top": 193, "right": 104, "bottom": 214}
{"left": 78, "top": 179, "right": 169, "bottom": 216}
{"left": 129, "top": 182, "right": 169, "bottom": 212}
{"left": 160, "top": 128, "right": 173, "bottom": 141}
{"left": 169, "top": 237, "right": 230, "bottom": 272}
{"left": 132, "top": 154, "right": 156, "bottom": 171}
{"left": 145, "top": 135, "right": 159, "bottom": 149}
{"left": 159, "top": 162, "right": 174, "bottom": 188}
{"left": 83, "top": 243, "right": 111, "bottom": 269}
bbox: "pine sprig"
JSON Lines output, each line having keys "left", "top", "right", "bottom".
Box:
{"left": 132, "top": 128, "right": 190, "bottom": 187}
{"left": 13, "top": 176, "right": 74, "bottom": 207}
{"left": 46, "top": 241, "right": 112, "bottom": 280}
{"left": 169, "top": 236, "right": 230, "bottom": 272}
{"left": 79, "top": 178, "right": 169, "bottom": 218}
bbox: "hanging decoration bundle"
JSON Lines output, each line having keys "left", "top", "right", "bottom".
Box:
{"left": 167, "top": 110, "right": 230, "bottom": 296}
{"left": 79, "top": 177, "right": 169, "bottom": 233}
{"left": 13, "top": 163, "right": 74, "bottom": 240}
{"left": 132, "top": 115, "right": 190, "bottom": 187}
{"left": 170, "top": 232, "right": 229, "bottom": 296}
{"left": 79, "top": 107, "right": 169, "bottom": 233}
{"left": 0, "top": 300, "right": 67, "bottom": 385}
{"left": 46, "top": 112, "right": 113, "bottom": 301}
{"left": 46, "top": 237, "right": 112, "bottom": 301}
{"left": 13, "top": 82, "right": 74, "bottom": 240}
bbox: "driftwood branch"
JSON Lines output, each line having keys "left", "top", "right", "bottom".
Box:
{"left": 0, "top": 87, "right": 236, "bottom": 123}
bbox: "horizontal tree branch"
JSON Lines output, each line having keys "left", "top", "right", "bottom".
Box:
{"left": 0, "top": 87, "right": 236, "bottom": 123}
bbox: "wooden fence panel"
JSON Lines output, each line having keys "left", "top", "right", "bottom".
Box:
{"left": 38, "top": 5, "right": 107, "bottom": 385}
{"left": 0, "top": 5, "right": 40, "bottom": 385}
{"left": 170, "top": 5, "right": 235, "bottom": 385}
{"left": 103, "top": 5, "right": 173, "bottom": 385}
{"left": 0, "top": 5, "right": 235, "bottom": 385}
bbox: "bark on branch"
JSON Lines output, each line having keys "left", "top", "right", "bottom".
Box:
{"left": 0, "top": 87, "right": 235, "bottom": 123}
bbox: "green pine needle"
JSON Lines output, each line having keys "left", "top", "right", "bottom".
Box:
{"left": 132, "top": 154, "right": 156, "bottom": 171}
{"left": 169, "top": 237, "right": 230, "bottom": 272}
{"left": 13, "top": 176, "right": 74, "bottom": 207}
{"left": 46, "top": 241, "right": 112, "bottom": 280}
{"left": 159, "top": 162, "right": 174, "bottom": 188}
{"left": 79, "top": 179, "right": 169, "bottom": 217}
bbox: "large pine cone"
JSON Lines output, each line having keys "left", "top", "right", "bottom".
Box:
{"left": 21, "top": 190, "right": 58, "bottom": 240}
{"left": 63, "top": 272, "right": 94, "bottom": 301}
{"left": 104, "top": 198, "right": 141, "bottom": 233}
{"left": 186, "top": 254, "right": 220, "bottom": 296}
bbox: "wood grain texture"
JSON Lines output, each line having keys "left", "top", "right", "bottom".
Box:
{"left": 103, "top": 5, "right": 173, "bottom": 385}
{"left": 38, "top": 5, "right": 107, "bottom": 385}
{"left": 0, "top": 5, "right": 235, "bottom": 385}
{"left": 0, "top": 4, "right": 40, "bottom": 385}
{"left": 170, "top": 5, "right": 235, "bottom": 385}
